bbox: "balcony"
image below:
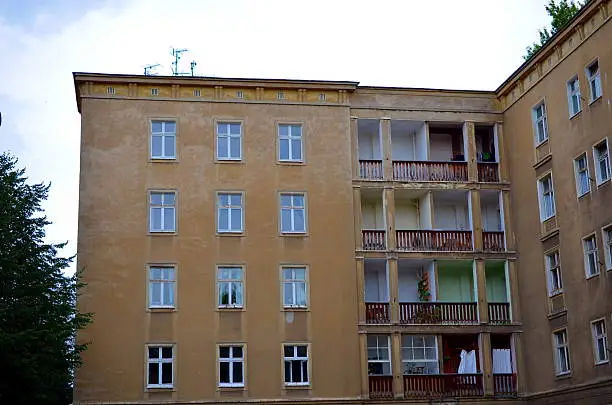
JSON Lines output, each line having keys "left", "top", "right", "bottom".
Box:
{"left": 365, "top": 259, "right": 389, "bottom": 324}
{"left": 481, "top": 190, "right": 505, "bottom": 252}
{"left": 396, "top": 230, "right": 472, "bottom": 251}
{"left": 483, "top": 231, "right": 505, "bottom": 252}
{"left": 478, "top": 162, "right": 499, "bottom": 182}
{"left": 404, "top": 374, "right": 483, "bottom": 398}
{"left": 361, "top": 191, "right": 386, "bottom": 250}
{"left": 399, "top": 302, "right": 478, "bottom": 324}
{"left": 393, "top": 161, "right": 468, "bottom": 182}
{"left": 362, "top": 230, "right": 386, "bottom": 250}
{"left": 476, "top": 124, "right": 499, "bottom": 183}
{"left": 366, "top": 302, "right": 390, "bottom": 324}
{"left": 488, "top": 302, "right": 511, "bottom": 324}
{"left": 369, "top": 375, "right": 393, "bottom": 399}
{"left": 359, "top": 160, "right": 383, "bottom": 180}
{"left": 358, "top": 119, "right": 383, "bottom": 181}
{"left": 494, "top": 373, "right": 517, "bottom": 397}
{"left": 486, "top": 261, "right": 511, "bottom": 324}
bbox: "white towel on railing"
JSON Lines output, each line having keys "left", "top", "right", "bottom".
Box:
{"left": 492, "top": 349, "right": 512, "bottom": 373}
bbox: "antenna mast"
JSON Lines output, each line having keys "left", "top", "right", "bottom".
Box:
{"left": 144, "top": 64, "right": 161, "bottom": 76}
{"left": 171, "top": 48, "right": 188, "bottom": 76}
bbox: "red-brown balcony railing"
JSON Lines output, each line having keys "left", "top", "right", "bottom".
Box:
{"left": 396, "top": 230, "right": 472, "bottom": 251}
{"left": 478, "top": 162, "right": 499, "bottom": 182}
{"left": 404, "top": 374, "right": 484, "bottom": 398}
{"left": 488, "top": 302, "right": 511, "bottom": 324}
{"left": 483, "top": 231, "right": 505, "bottom": 252}
{"left": 362, "top": 230, "right": 386, "bottom": 250}
{"left": 366, "top": 302, "right": 390, "bottom": 324}
{"left": 369, "top": 375, "right": 394, "bottom": 399}
{"left": 359, "top": 160, "right": 383, "bottom": 180}
{"left": 493, "top": 373, "right": 517, "bottom": 397}
{"left": 393, "top": 161, "right": 468, "bottom": 182}
{"left": 399, "top": 302, "right": 478, "bottom": 324}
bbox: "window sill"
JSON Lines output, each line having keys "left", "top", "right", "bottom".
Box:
{"left": 554, "top": 372, "right": 572, "bottom": 380}
{"left": 146, "top": 385, "right": 175, "bottom": 391}
{"left": 149, "top": 158, "right": 178, "bottom": 163}
{"left": 148, "top": 231, "right": 177, "bottom": 236}
{"left": 218, "top": 385, "right": 246, "bottom": 390}
{"left": 589, "top": 95, "right": 602, "bottom": 106}
{"left": 217, "top": 231, "right": 245, "bottom": 237}
{"left": 283, "top": 307, "right": 309, "bottom": 312}
{"left": 577, "top": 191, "right": 591, "bottom": 199}
{"left": 548, "top": 290, "right": 563, "bottom": 298}
{"left": 284, "top": 383, "right": 311, "bottom": 389}
{"left": 280, "top": 232, "right": 308, "bottom": 237}
{"left": 535, "top": 138, "right": 549, "bottom": 148}
{"left": 585, "top": 272, "right": 600, "bottom": 280}
{"left": 148, "top": 307, "right": 176, "bottom": 313}
{"left": 215, "top": 159, "right": 244, "bottom": 164}
{"left": 595, "top": 360, "right": 609, "bottom": 366}
{"left": 277, "top": 160, "right": 305, "bottom": 166}
{"left": 596, "top": 178, "right": 610, "bottom": 189}
{"left": 217, "top": 306, "right": 245, "bottom": 312}
{"left": 569, "top": 110, "right": 582, "bottom": 120}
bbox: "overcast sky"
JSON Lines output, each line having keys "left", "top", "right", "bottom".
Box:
{"left": 0, "top": 0, "right": 551, "bottom": 271}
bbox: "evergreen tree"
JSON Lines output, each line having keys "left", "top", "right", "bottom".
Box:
{"left": 524, "top": 0, "right": 585, "bottom": 60}
{"left": 0, "top": 152, "right": 91, "bottom": 405}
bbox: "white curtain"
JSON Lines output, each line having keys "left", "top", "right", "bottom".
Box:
{"left": 458, "top": 350, "right": 477, "bottom": 374}
{"left": 492, "top": 349, "right": 512, "bottom": 373}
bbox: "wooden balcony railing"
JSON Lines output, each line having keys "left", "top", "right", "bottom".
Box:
{"left": 362, "top": 230, "right": 386, "bottom": 251}
{"left": 488, "top": 302, "right": 511, "bottom": 324}
{"left": 477, "top": 162, "right": 499, "bottom": 182}
{"left": 366, "top": 302, "right": 390, "bottom": 324}
{"left": 369, "top": 375, "right": 394, "bottom": 399}
{"left": 393, "top": 161, "right": 468, "bottom": 182}
{"left": 396, "top": 230, "right": 472, "bottom": 251}
{"left": 359, "top": 160, "right": 383, "bottom": 180}
{"left": 404, "top": 374, "right": 484, "bottom": 398}
{"left": 483, "top": 231, "right": 505, "bottom": 252}
{"left": 493, "top": 373, "right": 517, "bottom": 397}
{"left": 399, "top": 302, "right": 478, "bottom": 324}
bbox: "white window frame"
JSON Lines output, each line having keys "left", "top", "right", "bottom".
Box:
{"left": 217, "top": 266, "right": 244, "bottom": 308}
{"left": 532, "top": 102, "right": 549, "bottom": 145}
{"left": 567, "top": 76, "right": 582, "bottom": 117}
{"left": 537, "top": 174, "right": 556, "bottom": 221}
{"left": 545, "top": 251, "right": 563, "bottom": 296}
{"left": 217, "top": 193, "right": 244, "bottom": 233}
{"left": 553, "top": 329, "right": 571, "bottom": 376}
{"left": 602, "top": 225, "right": 612, "bottom": 271}
{"left": 574, "top": 153, "right": 591, "bottom": 197}
{"left": 401, "top": 335, "right": 439, "bottom": 375}
{"left": 216, "top": 122, "right": 242, "bottom": 161}
{"left": 282, "top": 267, "right": 308, "bottom": 308}
{"left": 278, "top": 123, "right": 303, "bottom": 162}
{"left": 586, "top": 60, "right": 602, "bottom": 102}
{"left": 593, "top": 139, "right": 610, "bottom": 185}
{"left": 591, "top": 319, "right": 609, "bottom": 365}
{"left": 583, "top": 234, "right": 600, "bottom": 278}
{"left": 150, "top": 120, "right": 176, "bottom": 159}
{"left": 218, "top": 345, "right": 245, "bottom": 387}
{"left": 279, "top": 193, "right": 306, "bottom": 233}
{"left": 283, "top": 344, "right": 309, "bottom": 386}
{"left": 367, "top": 335, "right": 391, "bottom": 376}
{"left": 149, "top": 191, "right": 176, "bottom": 233}
{"left": 147, "top": 345, "right": 174, "bottom": 388}
{"left": 148, "top": 266, "right": 176, "bottom": 308}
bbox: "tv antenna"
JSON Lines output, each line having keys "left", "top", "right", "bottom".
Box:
{"left": 190, "top": 61, "right": 197, "bottom": 76}
{"left": 171, "top": 48, "right": 188, "bottom": 76}
{"left": 144, "top": 64, "right": 160, "bottom": 76}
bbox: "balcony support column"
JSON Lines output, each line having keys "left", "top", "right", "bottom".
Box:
{"left": 353, "top": 186, "right": 363, "bottom": 250}
{"left": 384, "top": 187, "right": 396, "bottom": 250}
{"left": 357, "top": 257, "right": 366, "bottom": 323}
{"left": 359, "top": 332, "right": 369, "bottom": 398}
{"left": 475, "top": 259, "right": 489, "bottom": 324}
{"left": 495, "top": 122, "right": 508, "bottom": 182}
{"left": 470, "top": 190, "right": 483, "bottom": 251}
{"left": 464, "top": 121, "right": 477, "bottom": 182}
{"left": 381, "top": 118, "right": 392, "bottom": 180}
{"left": 512, "top": 332, "right": 525, "bottom": 395}
{"left": 392, "top": 333, "right": 403, "bottom": 398}
{"left": 507, "top": 259, "right": 520, "bottom": 323}
{"left": 351, "top": 116, "right": 359, "bottom": 179}
{"left": 388, "top": 258, "right": 399, "bottom": 324}
{"left": 501, "top": 190, "right": 515, "bottom": 251}
{"left": 480, "top": 332, "right": 494, "bottom": 396}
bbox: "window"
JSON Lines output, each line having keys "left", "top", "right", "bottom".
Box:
{"left": 593, "top": 140, "right": 610, "bottom": 185}
{"left": 282, "top": 267, "right": 307, "bottom": 308}
{"left": 278, "top": 124, "right": 303, "bottom": 162}
{"left": 107, "top": 86, "right": 115, "bottom": 95}
{"left": 603, "top": 226, "right": 612, "bottom": 270}
{"left": 545, "top": 251, "right": 563, "bottom": 296}
{"left": 216, "top": 122, "right": 242, "bottom": 160}
{"left": 402, "top": 335, "right": 439, "bottom": 375}
{"left": 586, "top": 60, "right": 602, "bottom": 101}
{"left": 583, "top": 235, "right": 600, "bottom": 278}
{"left": 367, "top": 335, "right": 391, "bottom": 375}
{"left": 553, "top": 330, "right": 570, "bottom": 375}
{"left": 592, "top": 320, "right": 609, "bottom": 364}
{"left": 537, "top": 174, "right": 556, "bottom": 220}
{"left": 280, "top": 193, "right": 306, "bottom": 233}
{"left": 151, "top": 88, "right": 159, "bottom": 96}
{"left": 574, "top": 154, "right": 591, "bottom": 196}
{"left": 217, "top": 193, "right": 243, "bottom": 233}
{"left": 217, "top": 267, "right": 243, "bottom": 308}
{"left": 236, "top": 91, "right": 244, "bottom": 99}
{"left": 283, "top": 345, "right": 309, "bottom": 386}
{"left": 532, "top": 102, "right": 548, "bottom": 144}
{"left": 194, "top": 89, "right": 201, "bottom": 97}
{"left": 277, "top": 91, "right": 286, "bottom": 100}
{"left": 149, "top": 192, "right": 176, "bottom": 232}
{"left": 219, "top": 346, "right": 244, "bottom": 387}
{"left": 151, "top": 120, "right": 176, "bottom": 159}
{"left": 149, "top": 267, "right": 175, "bottom": 308}
{"left": 567, "top": 77, "right": 581, "bottom": 116}
{"left": 319, "top": 93, "right": 326, "bottom": 101}
{"left": 147, "top": 346, "right": 173, "bottom": 388}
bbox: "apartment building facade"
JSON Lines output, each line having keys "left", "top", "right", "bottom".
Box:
{"left": 73, "top": 1, "right": 611, "bottom": 404}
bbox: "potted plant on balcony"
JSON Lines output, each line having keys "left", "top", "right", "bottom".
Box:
{"left": 414, "top": 271, "right": 442, "bottom": 323}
